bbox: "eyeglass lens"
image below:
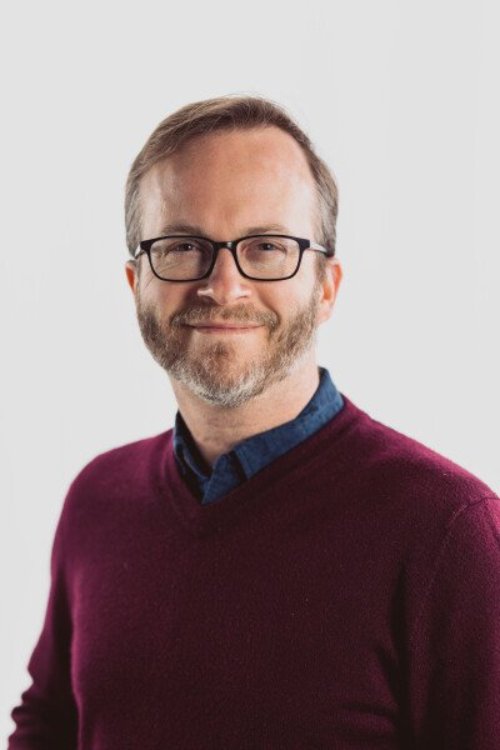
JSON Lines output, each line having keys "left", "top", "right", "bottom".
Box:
{"left": 148, "top": 236, "right": 301, "bottom": 280}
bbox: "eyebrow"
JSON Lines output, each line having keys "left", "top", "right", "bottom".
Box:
{"left": 157, "top": 222, "right": 291, "bottom": 237}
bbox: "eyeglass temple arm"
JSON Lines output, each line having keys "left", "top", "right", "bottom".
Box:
{"left": 309, "top": 241, "right": 335, "bottom": 257}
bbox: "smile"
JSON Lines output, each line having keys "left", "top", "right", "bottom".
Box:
{"left": 188, "top": 324, "right": 263, "bottom": 334}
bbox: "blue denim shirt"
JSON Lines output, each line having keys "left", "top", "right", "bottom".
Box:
{"left": 173, "top": 367, "right": 344, "bottom": 505}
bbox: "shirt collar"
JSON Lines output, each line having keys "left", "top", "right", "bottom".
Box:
{"left": 234, "top": 367, "right": 341, "bottom": 477}
{"left": 173, "top": 367, "right": 342, "bottom": 483}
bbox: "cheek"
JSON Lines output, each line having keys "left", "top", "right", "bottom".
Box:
{"left": 139, "top": 275, "right": 187, "bottom": 311}
{"left": 264, "top": 278, "right": 314, "bottom": 312}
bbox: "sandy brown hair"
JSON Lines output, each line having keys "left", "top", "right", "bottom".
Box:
{"left": 125, "top": 95, "right": 339, "bottom": 275}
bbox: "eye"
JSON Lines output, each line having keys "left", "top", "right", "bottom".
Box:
{"left": 258, "top": 242, "right": 280, "bottom": 251}
{"left": 245, "top": 238, "right": 287, "bottom": 253}
{"left": 170, "top": 242, "right": 199, "bottom": 253}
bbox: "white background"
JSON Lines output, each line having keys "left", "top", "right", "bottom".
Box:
{"left": 1, "top": 0, "right": 499, "bottom": 740}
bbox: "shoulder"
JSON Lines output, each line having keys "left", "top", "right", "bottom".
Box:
{"left": 61, "top": 430, "right": 173, "bottom": 517}
{"left": 336, "top": 399, "right": 500, "bottom": 618}
{"left": 335, "top": 395, "right": 497, "bottom": 515}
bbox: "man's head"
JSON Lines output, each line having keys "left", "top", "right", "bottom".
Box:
{"left": 125, "top": 95, "right": 342, "bottom": 408}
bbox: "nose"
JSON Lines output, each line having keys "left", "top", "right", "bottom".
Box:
{"left": 196, "top": 247, "right": 251, "bottom": 305}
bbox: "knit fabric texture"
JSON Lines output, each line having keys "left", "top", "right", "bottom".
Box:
{"left": 8, "top": 395, "right": 500, "bottom": 749}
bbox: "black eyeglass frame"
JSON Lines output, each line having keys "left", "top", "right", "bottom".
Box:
{"left": 134, "top": 234, "right": 335, "bottom": 282}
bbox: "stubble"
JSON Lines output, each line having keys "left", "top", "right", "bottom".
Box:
{"left": 135, "top": 285, "right": 321, "bottom": 408}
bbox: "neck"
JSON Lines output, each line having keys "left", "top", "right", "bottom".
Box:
{"left": 170, "top": 356, "right": 321, "bottom": 466}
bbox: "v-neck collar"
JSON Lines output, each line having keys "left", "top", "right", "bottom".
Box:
{"left": 155, "top": 395, "right": 365, "bottom": 537}
{"left": 173, "top": 368, "right": 344, "bottom": 504}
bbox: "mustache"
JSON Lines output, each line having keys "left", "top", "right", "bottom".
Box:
{"left": 170, "top": 305, "right": 279, "bottom": 330}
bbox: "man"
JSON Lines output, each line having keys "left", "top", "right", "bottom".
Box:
{"left": 9, "top": 95, "right": 500, "bottom": 749}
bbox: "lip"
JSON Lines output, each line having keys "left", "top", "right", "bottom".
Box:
{"left": 188, "top": 324, "right": 263, "bottom": 333}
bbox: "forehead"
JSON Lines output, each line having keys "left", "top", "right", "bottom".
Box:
{"left": 146, "top": 125, "right": 314, "bottom": 185}
{"left": 138, "top": 126, "right": 318, "bottom": 235}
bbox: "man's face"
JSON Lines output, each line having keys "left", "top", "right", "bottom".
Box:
{"left": 126, "top": 126, "right": 339, "bottom": 408}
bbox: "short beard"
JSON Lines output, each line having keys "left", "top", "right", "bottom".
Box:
{"left": 135, "top": 285, "right": 321, "bottom": 409}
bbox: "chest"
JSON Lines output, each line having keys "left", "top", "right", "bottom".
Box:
{"left": 68, "top": 507, "right": 407, "bottom": 747}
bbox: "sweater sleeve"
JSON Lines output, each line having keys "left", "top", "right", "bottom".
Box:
{"left": 407, "top": 494, "right": 500, "bottom": 749}
{"left": 8, "top": 500, "right": 78, "bottom": 749}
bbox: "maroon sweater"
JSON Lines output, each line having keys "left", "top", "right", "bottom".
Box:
{"left": 9, "top": 395, "right": 500, "bottom": 749}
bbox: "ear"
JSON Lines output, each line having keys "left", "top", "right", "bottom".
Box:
{"left": 316, "top": 258, "right": 343, "bottom": 325}
{"left": 125, "top": 260, "right": 138, "bottom": 295}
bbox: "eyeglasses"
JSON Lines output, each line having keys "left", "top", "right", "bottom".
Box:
{"left": 134, "top": 234, "right": 334, "bottom": 282}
